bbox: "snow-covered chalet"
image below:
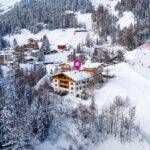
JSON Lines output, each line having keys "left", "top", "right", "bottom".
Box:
{"left": 52, "top": 70, "right": 92, "bottom": 97}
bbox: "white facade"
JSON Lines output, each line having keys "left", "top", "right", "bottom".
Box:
{"left": 0, "top": 50, "right": 14, "bottom": 63}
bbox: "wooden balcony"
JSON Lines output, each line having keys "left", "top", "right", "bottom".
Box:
{"left": 59, "top": 81, "right": 69, "bottom": 89}
{"left": 59, "top": 84, "right": 69, "bottom": 89}
{"left": 58, "top": 77, "right": 70, "bottom": 82}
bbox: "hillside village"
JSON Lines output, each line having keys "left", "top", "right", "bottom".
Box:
{"left": 0, "top": 11, "right": 116, "bottom": 98}
{"left": 0, "top": 0, "right": 150, "bottom": 150}
{"left": 0, "top": 21, "right": 123, "bottom": 99}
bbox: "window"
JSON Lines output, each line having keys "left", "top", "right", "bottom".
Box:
{"left": 55, "top": 80, "right": 57, "bottom": 82}
{"left": 76, "top": 82, "right": 78, "bottom": 85}
{"left": 71, "top": 82, "right": 73, "bottom": 85}
{"left": 71, "top": 87, "right": 74, "bottom": 90}
{"left": 55, "top": 84, "right": 57, "bottom": 86}
{"left": 76, "top": 87, "right": 78, "bottom": 90}
{"left": 76, "top": 94, "right": 80, "bottom": 97}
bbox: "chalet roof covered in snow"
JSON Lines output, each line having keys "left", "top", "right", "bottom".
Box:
{"left": 53, "top": 70, "right": 92, "bottom": 81}
{"left": 64, "top": 70, "right": 91, "bottom": 81}
{"left": 82, "top": 61, "right": 103, "bottom": 69}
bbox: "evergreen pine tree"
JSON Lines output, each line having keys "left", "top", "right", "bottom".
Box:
{"left": 41, "top": 35, "right": 50, "bottom": 55}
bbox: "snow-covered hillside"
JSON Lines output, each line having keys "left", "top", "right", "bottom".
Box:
{"left": 36, "top": 138, "right": 149, "bottom": 150}
{"left": 91, "top": 0, "right": 135, "bottom": 29}
{"left": 94, "top": 46, "right": 150, "bottom": 138}
{"left": 0, "top": 0, "right": 20, "bottom": 13}
{"left": 4, "top": 28, "right": 88, "bottom": 49}
{"left": 1, "top": 0, "right": 150, "bottom": 150}
{"left": 33, "top": 45, "right": 150, "bottom": 150}
{"left": 94, "top": 138, "right": 149, "bottom": 150}
{"left": 91, "top": 0, "right": 120, "bottom": 16}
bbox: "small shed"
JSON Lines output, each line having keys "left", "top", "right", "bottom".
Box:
{"left": 57, "top": 44, "right": 67, "bottom": 50}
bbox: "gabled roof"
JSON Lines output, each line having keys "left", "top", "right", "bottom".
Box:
{"left": 52, "top": 70, "right": 91, "bottom": 82}
{"left": 82, "top": 61, "right": 103, "bottom": 69}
